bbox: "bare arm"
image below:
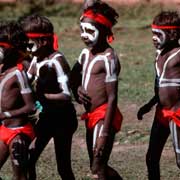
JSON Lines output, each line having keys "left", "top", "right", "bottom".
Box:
{"left": 44, "top": 55, "right": 71, "bottom": 101}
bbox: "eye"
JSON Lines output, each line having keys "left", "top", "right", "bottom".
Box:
{"left": 27, "top": 43, "right": 34, "bottom": 49}
{"left": 85, "top": 27, "right": 95, "bottom": 34}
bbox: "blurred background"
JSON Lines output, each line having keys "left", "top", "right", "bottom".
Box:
{"left": 0, "top": 0, "right": 180, "bottom": 179}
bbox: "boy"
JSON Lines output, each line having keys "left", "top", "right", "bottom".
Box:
{"left": 0, "top": 21, "right": 35, "bottom": 180}
{"left": 20, "top": 14, "right": 77, "bottom": 180}
{"left": 71, "top": 1, "right": 123, "bottom": 179}
{"left": 137, "top": 11, "right": 180, "bottom": 180}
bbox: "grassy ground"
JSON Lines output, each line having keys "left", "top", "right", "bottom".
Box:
{"left": 1, "top": 2, "right": 180, "bottom": 180}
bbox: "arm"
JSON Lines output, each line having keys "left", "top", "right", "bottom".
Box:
{"left": 44, "top": 55, "right": 71, "bottom": 101}
{"left": 70, "top": 62, "right": 83, "bottom": 103}
{"left": 0, "top": 70, "right": 35, "bottom": 120}
{"left": 137, "top": 78, "right": 159, "bottom": 120}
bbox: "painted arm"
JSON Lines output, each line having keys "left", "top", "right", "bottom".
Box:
{"left": 0, "top": 70, "right": 35, "bottom": 119}
{"left": 44, "top": 56, "right": 71, "bottom": 101}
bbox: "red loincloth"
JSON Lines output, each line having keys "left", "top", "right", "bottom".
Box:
{"left": 81, "top": 104, "right": 123, "bottom": 132}
{"left": 0, "top": 123, "right": 35, "bottom": 145}
{"left": 155, "top": 106, "right": 180, "bottom": 127}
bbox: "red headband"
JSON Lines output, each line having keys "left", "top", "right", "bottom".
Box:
{"left": 151, "top": 24, "right": 180, "bottom": 29}
{"left": 26, "top": 33, "right": 59, "bottom": 51}
{"left": 82, "top": 10, "right": 114, "bottom": 43}
{"left": 82, "top": 10, "right": 112, "bottom": 28}
{"left": 0, "top": 42, "right": 12, "bottom": 48}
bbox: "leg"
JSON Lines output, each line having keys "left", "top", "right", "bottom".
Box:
{"left": 92, "top": 121, "right": 122, "bottom": 180}
{"left": 86, "top": 128, "right": 94, "bottom": 169}
{"left": 0, "top": 140, "right": 9, "bottom": 176}
{"left": 28, "top": 113, "right": 52, "bottom": 180}
{"left": 54, "top": 130, "right": 75, "bottom": 180}
{"left": 9, "top": 134, "right": 31, "bottom": 180}
{"left": 146, "top": 119, "right": 170, "bottom": 180}
{"left": 169, "top": 121, "right": 180, "bottom": 168}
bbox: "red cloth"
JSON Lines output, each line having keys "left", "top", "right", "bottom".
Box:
{"left": 152, "top": 24, "right": 180, "bottom": 29}
{"left": 81, "top": 104, "right": 123, "bottom": 132}
{"left": 155, "top": 106, "right": 180, "bottom": 127}
{"left": 82, "top": 10, "right": 112, "bottom": 28}
{"left": 0, "top": 123, "right": 35, "bottom": 145}
{"left": 26, "top": 33, "right": 59, "bottom": 51}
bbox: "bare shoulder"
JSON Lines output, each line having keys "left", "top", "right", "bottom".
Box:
{"left": 53, "top": 52, "right": 70, "bottom": 72}
{"left": 104, "top": 47, "right": 119, "bottom": 61}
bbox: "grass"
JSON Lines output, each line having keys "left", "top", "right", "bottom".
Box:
{"left": 1, "top": 1, "right": 180, "bottom": 180}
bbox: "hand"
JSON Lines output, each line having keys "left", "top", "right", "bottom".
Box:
{"left": 77, "top": 86, "right": 91, "bottom": 105}
{"left": 137, "top": 104, "right": 151, "bottom": 120}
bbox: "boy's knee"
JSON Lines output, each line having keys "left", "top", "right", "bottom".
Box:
{"left": 11, "top": 136, "right": 29, "bottom": 168}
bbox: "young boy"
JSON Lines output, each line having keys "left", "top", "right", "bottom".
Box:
{"left": 0, "top": 21, "right": 35, "bottom": 180}
{"left": 137, "top": 11, "right": 180, "bottom": 180}
{"left": 20, "top": 14, "right": 77, "bottom": 180}
{"left": 71, "top": 1, "right": 123, "bottom": 179}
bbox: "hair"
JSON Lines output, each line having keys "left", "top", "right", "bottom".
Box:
{"left": 83, "top": 1, "right": 119, "bottom": 27}
{"left": 19, "top": 14, "right": 54, "bottom": 34}
{"left": 153, "top": 11, "right": 180, "bottom": 41}
{"left": 0, "top": 20, "right": 28, "bottom": 51}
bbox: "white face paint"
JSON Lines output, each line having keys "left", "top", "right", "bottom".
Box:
{"left": 27, "top": 39, "right": 38, "bottom": 52}
{"left": 152, "top": 28, "right": 166, "bottom": 49}
{"left": 80, "top": 22, "right": 99, "bottom": 46}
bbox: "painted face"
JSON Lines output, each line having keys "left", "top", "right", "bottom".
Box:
{"left": 80, "top": 22, "right": 99, "bottom": 47}
{"left": 152, "top": 28, "right": 166, "bottom": 49}
{"left": 27, "top": 39, "right": 38, "bottom": 53}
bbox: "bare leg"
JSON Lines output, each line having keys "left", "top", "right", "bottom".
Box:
{"left": 169, "top": 121, "right": 180, "bottom": 168}
{"left": 91, "top": 121, "right": 122, "bottom": 180}
{"left": 28, "top": 113, "right": 52, "bottom": 180}
{"left": 9, "top": 134, "right": 31, "bottom": 180}
{"left": 0, "top": 140, "right": 9, "bottom": 178}
{"left": 54, "top": 131, "right": 75, "bottom": 180}
{"left": 146, "top": 119, "right": 170, "bottom": 180}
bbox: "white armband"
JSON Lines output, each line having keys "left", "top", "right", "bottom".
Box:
{"left": 3, "top": 111, "right": 12, "bottom": 118}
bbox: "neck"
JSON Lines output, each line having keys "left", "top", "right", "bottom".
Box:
{"left": 37, "top": 47, "right": 55, "bottom": 61}
{"left": 91, "top": 41, "right": 109, "bottom": 55}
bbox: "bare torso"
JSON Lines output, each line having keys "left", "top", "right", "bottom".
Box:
{"left": 79, "top": 47, "right": 120, "bottom": 111}
{"left": 0, "top": 67, "right": 31, "bottom": 127}
{"left": 156, "top": 47, "right": 180, "bottom": 109}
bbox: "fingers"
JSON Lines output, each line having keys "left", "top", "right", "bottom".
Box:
{"left": 78, "top": 86, "right": 91, "bottom": 104}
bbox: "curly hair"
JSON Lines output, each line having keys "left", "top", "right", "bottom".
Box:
{"left": 19, "top": 13, "right": 54, "bottom": 34}
{"left": 84, "top": 1, "right": 119, "bottom": 27}
{"left": 153, "top": 11, "right": 180, "bottom": 41}
{"left": 0, "top": 20, "right": 28, "bottom": 50}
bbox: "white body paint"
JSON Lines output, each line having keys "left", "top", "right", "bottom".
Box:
{"left": 27, "top": 53, "right": 70, "bottom": 95}
{"left": 155, "top": 48, "right": 180, "bottom": 87}
{"left": 27, "top": 39, "right": 38, "bottom": 52}
{"left": 78, "top": 48, "right": 118, "bottom": 91}
{"left": 0, "top": 69, "right": 32, "bottom": 113}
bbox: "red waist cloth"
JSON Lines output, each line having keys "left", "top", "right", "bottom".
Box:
{"left": 155, "top": 106, "right": 180, "bottom": 127}
{"left": 81, "top": 104, "right": 123, "bottom": 132}
{"left": 0, "top": 123, "right": 35, "bottom": 145}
